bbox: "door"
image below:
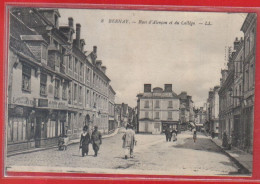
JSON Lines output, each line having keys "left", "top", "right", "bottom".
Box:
{"left": 35, "top": 117, "right": 42, "bottom": 148}
{"left": 145, "top": 122, "right": 149, "bottom": 132}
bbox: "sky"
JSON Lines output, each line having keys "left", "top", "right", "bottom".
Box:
{"left": 59, "top": 9, "right": 247, "bottom": 108}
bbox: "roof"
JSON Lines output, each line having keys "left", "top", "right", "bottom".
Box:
{"left": 20, "top": 35, "right": 46, "bottom": 42}
{"left": 9, "top": 13, "right": 38, "bottom": 61}
{"left": 140, "top": 91, "right": 179, "bottom": 99}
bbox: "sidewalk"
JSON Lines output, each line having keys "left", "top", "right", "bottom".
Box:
{"left": 211, "top": 138, "right": 253, "bottom": 174}
{"left": 7, "top": 127, "right": 121, "bottom": 157}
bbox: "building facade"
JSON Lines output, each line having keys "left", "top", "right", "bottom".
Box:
{"left": 137, "top": 84, "right": 180, "bottom": 134}
{"left": 240, "top": 13, "right": 256, "bottom": 153}
{"left": 207, "top": 86, "right": 220, "bottom": 136}
{"left": 218, "top": 13, "right": 256, "bottom": 153}
{"left": 7, "top": 8, "right": 115, "bottom": 153}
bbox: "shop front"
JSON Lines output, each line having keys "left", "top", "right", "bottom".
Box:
{"left": 162, "top": 121, "right": 179, "bottom": 133}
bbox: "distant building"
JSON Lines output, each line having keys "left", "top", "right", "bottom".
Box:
{"left": 137, "top": 84, "right": 180, "bottom": 134}
{"left": 108, "top": 85, "right": 116, "bottom": 132}
{"left": 178, "top": 91, "right": 194, "bottom": 130}
{"left": 207, "top": 86, "right": 220, "bottom": 136}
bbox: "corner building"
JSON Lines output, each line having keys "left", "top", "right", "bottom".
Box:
{"left": 137, "top": 84, "right": 180, "bottom": 134}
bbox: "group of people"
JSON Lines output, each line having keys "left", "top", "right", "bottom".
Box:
{"left": 165, "top": 126, "right": 178, "bottom": 142}
{"left": 79, "top": 124, "right": 136, "bottom": 159}
{"left": 79, "top": 125, "right": 102, "bottom": 157}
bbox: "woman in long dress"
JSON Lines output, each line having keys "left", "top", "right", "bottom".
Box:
{"left": 80, "top": 126, "right": 91, "bottom": 157}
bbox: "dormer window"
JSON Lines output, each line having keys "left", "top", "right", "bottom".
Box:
{"left": 54, "top": 14, "right": 59, "bottom": 28}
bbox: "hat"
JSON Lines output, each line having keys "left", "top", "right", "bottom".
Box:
{"left": 83, "top": 125, "right": 88, "bottom": 131}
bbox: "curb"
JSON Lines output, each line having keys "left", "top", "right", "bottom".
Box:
{"left": 7, "top": 128, "right": 120, "bottom": 157}
{"left": 210, "top": 139, "right": 250, "bottom": 174}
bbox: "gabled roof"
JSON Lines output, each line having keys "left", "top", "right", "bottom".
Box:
{"left": 9, "top": 13, "right": 38, "bottom": 61}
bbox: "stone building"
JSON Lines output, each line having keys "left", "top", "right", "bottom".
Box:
{"left": 108, "top": 85, "right": 116, "bottom": 132}
{"left": 178, "top": 91, "right": 194, "bottom": 130}
{"left": 137, "top": 84, "right": 180, "bottom": 134}
{"left": 207, "top": 86, "right": 220, "bottom": 136}
{"left": 240, "top": 13, "right": 256, "bottom": 153}
{"left": 7, "top": 8, "right": 115, "bottom": 153}
{"left": 218, "top": 13, "right": 256, "bottom": 153}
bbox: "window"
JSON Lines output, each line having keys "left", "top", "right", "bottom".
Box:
{"left": 86, "top": 90, "right": 89, "bottom": 106}
{"left": 80, "top": 62, "right": 83, "bottom": 76}
{"left": 240, "top": 56, "right": 243, "bottom": 72}
{"left": 74, "top": 58, "right": 78, "bottom": 73}
{"left": 40, "top": 73, "right": 47, "bottom": 96}
{"left": 54, "top": 79, "right": 60, "bottom": 99}
{"left": 22, "top": 65, "right": 31, "bottom": 92}
{"left": 7, "top": 118, "right": 27, "bottom": 142}
{"left": 168, "top": 111, "right": 172, "bottom": 120}
{"left": 74, "top": 83, "right": 77, "bottom": 102}
{"left": 144, "top": 101, "right": 149, "bottom": 108}
{"left": 155, "top": 112, "right": 160, "bottom": 119}
{"left": 42, "top": 45, "right": 47, "bottom": 61}
{"left": 168, "top": 101, "right": 173, "bottom": 108}
{"left": 68, "top": 82, "right": 72, "bottom": 104}
{"left": 145, "top": 112, "right": 149, "bottom": 118}
{"left": 62, "top": 82, "right": 67, "bottom": 100}
{"left": 155, "top": 100, "right": 160, "bottom": 108}
{"left": 68, "top": 56, "right": 72, "bottom": 70}
{"left": 250, "top": 64, "right": 254, "bottom": 88}
{"left": 79, "top": 86, "right": 82, "bottom": 102}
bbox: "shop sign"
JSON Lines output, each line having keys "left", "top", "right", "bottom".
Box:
{"left": 38, "top": 99, "right": 48, "bottom": 107}
{"left": 48, "top": 100, "right": 67, "bottom": 109}
{"left": 14, "top": 106, "right": 24, "bottom": 115}
{"left": 12, "top": 97, "right": 34, "bottom": 107}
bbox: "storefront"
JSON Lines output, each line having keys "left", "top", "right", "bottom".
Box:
{"left": 162, "top": 121, "right": 179, "bottom": 133}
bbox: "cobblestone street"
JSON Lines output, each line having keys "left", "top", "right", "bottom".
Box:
{"left": 6, "top": 131, "right": 240, "bottom": 176}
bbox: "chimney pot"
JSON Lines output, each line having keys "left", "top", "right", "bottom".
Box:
{"left": 76, "top": 23, "right": 81, "bottom": 48}
{"left": 144, "top": 84, "right": 151, "bottom": 92}
{"left": 68, "top": 17, "right": 73, "bottom": 28}
{"left": 164, "top": 84, "right": 172, "bottom": 92}
{"left": 93, "top": 46, "right": 97, "bottom": 54}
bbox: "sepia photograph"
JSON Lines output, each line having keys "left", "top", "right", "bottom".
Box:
{"left": 5, "top": 6, "right": 256, "bottom": 177}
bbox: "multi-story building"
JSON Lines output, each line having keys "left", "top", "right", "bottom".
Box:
{"left": 178, "top": 92, "right": 194, "bottom": 130}
{"left": 218, "top": 13, "right": 256, "bottom": 153}
{"left": 108, "top": 85, "right": 116, "bottom": 132}
{"left": 7, "top": 7, "right": 115, "bottom": 153}
{"left": 137, "top": 84, "right": 180, "bottom": 134}
{"left": 231, "top": 37, "right": 244, "bottom": 148}
{"left": 240, "top": 13, "right": 256, "bottom": 153}
{"left": 207, "top": 86, "right": 220, "bottom": 136}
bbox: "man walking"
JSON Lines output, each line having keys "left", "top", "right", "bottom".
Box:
{"left": 122, "top": 124, "right": 136, "bottom": 159}
{"left": 91, "top": 125, "right": 102, "bottom": 157}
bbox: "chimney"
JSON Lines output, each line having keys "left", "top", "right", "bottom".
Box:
{"left": 68, "top": 17, "right": 73, "bottom": 28}
{"left": 144, "top": 84, "right": 151, "bottom": 92}
{"left": 76, "top": 23, "right": 81, "bottom": 48}
{"left": 164, "top": 84, "right": 172, "bottom": 92}
{"left": 101, "top": 66, "right": 107, "bottom": 74}
{"left": 234, "top": 37, "right": 240, "bottom": 51}
{"left": 96, "top": 60, "right": 102, "bottom": 69}
{"left": 93, "top": 46, "right": 97, "bottom": 54}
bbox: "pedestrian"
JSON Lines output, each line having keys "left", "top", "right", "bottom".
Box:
{"left": 122, "top": 124, "right": 136, "bottom": 159}
{"left": 165, "top": 126, "right": 172, "bottom": 142}
{"left": 91, "top": 125, "right": 102, "bottom": 157}
{"left": 193, "top": 130, "right": 197, "bottom": 143}
{"left": 79, "top": 125, "right": 91, "bottom": 157}
{"left": 222, "top": 131, "right": 228, "bottom": 148}
{"left": 172, "top": 129, "right": 177, "bottom": 142}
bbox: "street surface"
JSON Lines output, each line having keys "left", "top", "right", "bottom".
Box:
{"left": 6, "top": 131, "right": 240, "bottom": 176}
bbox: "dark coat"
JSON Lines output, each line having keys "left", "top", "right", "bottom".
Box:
{"left": 80, "top": 132, "right": 91, "bottom": 153}
{"left": 91, "top": 130, "right": 102, "bottom": 148}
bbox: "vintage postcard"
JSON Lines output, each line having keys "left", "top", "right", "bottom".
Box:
{"left": 5, "top": 6, "right": 256, "bottom": 177}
